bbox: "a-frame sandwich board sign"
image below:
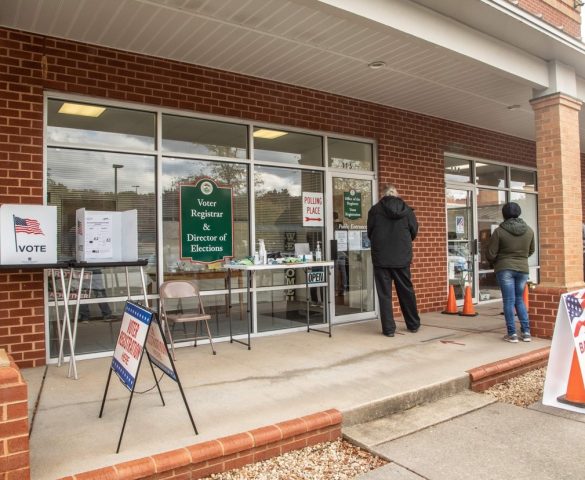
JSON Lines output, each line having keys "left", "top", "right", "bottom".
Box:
{"left": 543, "top": 289, "right": 585, "bottom": 413}
{"left": 98, "top": 300, "right": 197, "bottom": 452}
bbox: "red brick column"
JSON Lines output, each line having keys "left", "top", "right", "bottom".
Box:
{"left": 530, "top": 93, "right": 583, "bottom": 338}
{"left": 0, "top": 349, "right": 30, "bottom": 479}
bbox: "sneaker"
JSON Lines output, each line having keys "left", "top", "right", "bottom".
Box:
{"left": 383, "top": 332, "right": 395, "bottom": 337}
{"left": 503, "top": 334, "right": 519, "bottom": 343}
{"left": 521, "top": 332, "right": 532, "bottom": 342}
{"left": 408, "top": 327, "right": 419, "bottom": 333}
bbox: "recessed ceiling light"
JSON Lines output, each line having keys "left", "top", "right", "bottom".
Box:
{"left": 253, "top": 129, "right": 288, "bottom": 139}
{"left": 58, "top": 102, "right": 106, "bottom": 117}
{"left": 506, "top": 104, "right": 521, "bottom": 110}
{"left": 368, "top": 61, "right": 386, "bottom": 70}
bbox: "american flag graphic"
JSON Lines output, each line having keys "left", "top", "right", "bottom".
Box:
{"left": 13, "top": 216, "right": 44, "bottom": 235}
{"left": 565, "top": 292, "right": 585, "bottom": 337}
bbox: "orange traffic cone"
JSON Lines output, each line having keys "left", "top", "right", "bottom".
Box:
{"left": 557, "top": 349, "right": 585, "bottom": 408}
{"left": 523, "top": 284, "right": 529, "bottom": 312}
{"left": 459, "top": 286, "right": 478, "bottom": 317}
{"left": 441, "top": 285, "right": 458, "bottom": 315}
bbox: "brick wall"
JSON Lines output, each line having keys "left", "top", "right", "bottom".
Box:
{"left": 0, "top": 350, "right": 30, "bottom": 479}
{"left": 60, "top": 409, "right": 341, "bottom": 480}
{"left": 0, "top": 27, "right": 536, "bottom": 367}
{"left": 467, "top": 347, "right": 550, "bottom": 391}
{"left": 510, "top": 0, "right": 582, "bottom": 37}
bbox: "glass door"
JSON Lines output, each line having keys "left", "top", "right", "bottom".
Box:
{"left": 329, "top": 175, "right": 375, "bottom": 322}
{"left": 445, "top": 186, "right": 477, "bottom": 304}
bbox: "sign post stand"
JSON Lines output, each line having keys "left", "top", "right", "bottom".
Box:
{"left": 99, "top": 300, "right": 197, "bottom": 452}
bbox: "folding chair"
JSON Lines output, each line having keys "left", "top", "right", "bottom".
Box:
{"left": 159, "top": 280, "right": 216, "bottom": 358}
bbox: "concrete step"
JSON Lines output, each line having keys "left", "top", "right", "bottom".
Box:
{"left": 344, "top": 391, "right": 495, "bottom": 450}
{"left": 345, "top": 391, "right": 497, "bottom": 479}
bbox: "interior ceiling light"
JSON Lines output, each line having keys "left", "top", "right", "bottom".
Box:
{"left": 58, "top": 102, "right": 106, "bottom": 117}
{"left": 253, "top": 129, "right": 288, "bottom": 139}
{"left": 368, "top": 61, "right": 386, "bottom": 70}
{"left": 506, "top": 104, "right": 521, "bottom": 110}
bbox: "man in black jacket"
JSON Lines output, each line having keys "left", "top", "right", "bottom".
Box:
{"left": 367, "top": 184, "right": 420, "bottom": 337}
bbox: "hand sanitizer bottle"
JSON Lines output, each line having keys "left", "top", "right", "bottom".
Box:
{"left": 258, "top": 239, "right": 267, "bottom": 265}
{"left": 315, "top": 241, "right": 322, "bottom": 261}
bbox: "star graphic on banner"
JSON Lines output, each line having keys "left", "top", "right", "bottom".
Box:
{"left": 565, "top": 294, "right": 585, "bottom": 322}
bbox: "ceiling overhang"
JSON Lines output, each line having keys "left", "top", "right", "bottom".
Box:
{"left": 1, "top": 0, "right": 584, "bottom": 147}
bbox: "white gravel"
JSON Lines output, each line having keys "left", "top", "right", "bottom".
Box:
{"left": 202, "top": 439, "right": 387, "bottom": 480}
{"left": 483, "top": 366, "right": 546, "bottom": 407}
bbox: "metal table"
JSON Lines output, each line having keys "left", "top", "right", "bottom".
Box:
{"left": 225, "top": 261, "right": 334, "bottom": 349}
{"left": 64, "top": 260, "right": 149, "bottom": 379}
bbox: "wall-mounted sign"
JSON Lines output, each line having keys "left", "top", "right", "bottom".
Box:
{"left": 456, "top": 216, "right": 465, "bottom": 234}
{"left": 302, "top": 192, "right": 323, "bottom": 227}
{"left": 284, "top": 232, "right": 297, "bottom": 253}
{"left": 344, "top": 190, "right": 361, "bottom": 220}
{"left": 180, "top": 179, "right": 233, "bottom": 264}
{"left": 0, "top": 204, "right": 57, "bottom": 265}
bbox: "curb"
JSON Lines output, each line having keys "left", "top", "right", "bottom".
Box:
{"left": 342, "top": 375, "right": 470, "bottom": 427}
{"left": 59, "top": 409, "right": 342, "bottom": 480}
{"left": 467, "top": 346, "right": 550, "bottom": 392}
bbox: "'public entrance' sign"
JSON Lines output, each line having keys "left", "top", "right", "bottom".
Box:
{"left": 180, "top": 179, "right": 233, "bottom": 264}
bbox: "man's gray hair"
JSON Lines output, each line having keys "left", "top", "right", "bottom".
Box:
{"left": 383, "top": 184, "right": 399, "bottom": 197}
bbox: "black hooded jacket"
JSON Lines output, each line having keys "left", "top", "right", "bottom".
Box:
{"left": 367, "top": 196, "right": 418, "bottom": 268}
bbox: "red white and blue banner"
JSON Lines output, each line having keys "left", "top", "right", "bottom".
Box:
{"left": 145, "top": 316, "right": 177, "bottom": 382}
{"left": 112, "top": 302, "right": 153, "bottom": 391}
{"left": 543, "top": 289, "right": 585, "bottom": 412}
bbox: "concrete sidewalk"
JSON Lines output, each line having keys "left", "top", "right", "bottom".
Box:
{"left": 21, "top": 302, "right": 550, "bottom": 479}
{"left": 352, "top": 397, "right": 585, "bottom": 480}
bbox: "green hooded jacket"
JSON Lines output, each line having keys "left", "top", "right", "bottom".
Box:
{"left": 486, "top": 218, "right": 535, "bottom": 273}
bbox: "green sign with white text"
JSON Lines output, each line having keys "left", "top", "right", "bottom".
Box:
{"left": 180, "top": 179, "right": 233, "bottom": 263}
{"left": 344, "top": 190, "right": 362, "bottom": 220}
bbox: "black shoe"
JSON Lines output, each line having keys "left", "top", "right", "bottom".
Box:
{"left": 408, "top": 328, "right": 419, "bottom": 333}
{"left": 383, "top": 332, "right": 395, "bottom": 337}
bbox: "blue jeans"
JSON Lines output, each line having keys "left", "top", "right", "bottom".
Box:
{"left": 496, "top": 270, "right": 530, "bottom": 336}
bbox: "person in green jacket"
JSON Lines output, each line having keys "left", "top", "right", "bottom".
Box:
{"left": 487, "top": 202, "right": 535, "bottom": 343}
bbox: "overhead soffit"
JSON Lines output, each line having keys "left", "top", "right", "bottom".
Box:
{"left": 0, "top": 0, "right": 584, "bottom": 146}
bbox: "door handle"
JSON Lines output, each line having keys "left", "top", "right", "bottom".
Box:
{"left": 472, "top": 239, "right": 478, "bottom": 255}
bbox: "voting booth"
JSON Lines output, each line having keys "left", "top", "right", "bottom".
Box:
{"left": 75, "top": 208, "right": 138, "bottom": 262}
{"left": 0, "top": 204, "right": 57, "bottom": 265}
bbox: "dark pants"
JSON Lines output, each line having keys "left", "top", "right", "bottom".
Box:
{"left": 374, "top": 266, "right": 420, "bottom": 334}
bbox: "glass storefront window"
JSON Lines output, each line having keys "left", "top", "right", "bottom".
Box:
{"left": 253, "top": 128, "right": 323, "bottom": 166}
{"left": 445, "top": 157, "right": 472, "bottom": 183}
{"left": 256, "top": 288, "right": 325, "bottom": 333}
{"left": 476, "top": 162, "right": 506, "bottom": 188}
{"left": 47, "top": 148, "right": 157, "bottom": 357}
{"left": 47, "top": 99, "right": 155, "bottom": 150}
{"left": 161, "top": 157, "right": 249, "bottom": 288}
{"left": 511, "top": 192, "right": 539, "bottom": 269}
{"left": 47, "top": 148, "right": 156, "bottom": 262}
{"left": 477, "top": 188, "right": 506, "bottom": 272}
{"left": 328, "top": 138, "right": 373, "bottom": 171}
{"left": 254, "top": 166, "right": 324, "bottom": 290}
{"left": 511, "top": 168, "right": 537, "bottom": 192}
{"left": 162, "top": 114, "right": 248, "bottom": 159}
